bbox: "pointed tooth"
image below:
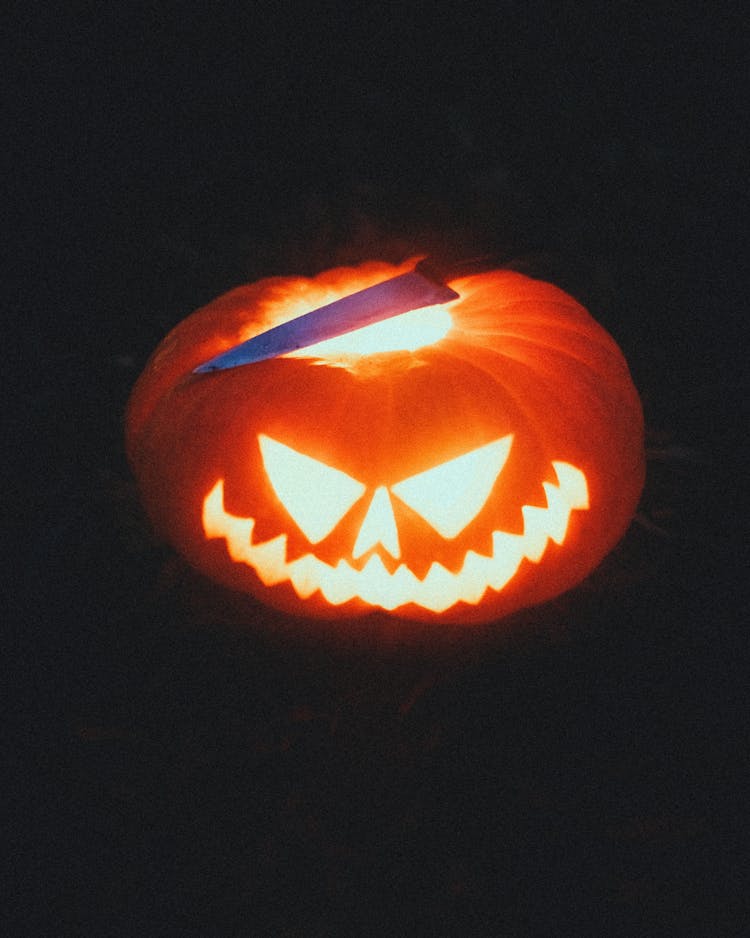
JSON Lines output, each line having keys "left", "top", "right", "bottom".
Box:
{"left": 383, "top": 564, "right": 421, "bottom": 611}
{"left": 421, "top": 562, "right": 460, "bottom": 613}
{"left": 315, "top": 559, "right": 359, "bottom": 605}
{"left": 224, "top": 521, "right": 256, "bottom": 564}
{"left": 357, "top": 554, "right": 396, "bottom": 608}
{"left": 456, "top": 550, "right": 490, "bottom": 605}
{"left": 202, "top": 480, "right": 257, "bottom": 563}
{"left": 541, "top": 481, "right": 569, "bottom": 544}
{"left": 520, "top": 505, "right": 550, "bottom": 562}
{"left": 488, "top": 532, "right": 524, "bottom": 589}
{"left": 552, "top": 461, "right": 589, "bottom": 509}
{"left": 252, "top": 535, "right": 290, "bottom": 585}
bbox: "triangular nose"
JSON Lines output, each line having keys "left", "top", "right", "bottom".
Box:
{"left": 352, "top": 486, "right": 401, "bottom": 560}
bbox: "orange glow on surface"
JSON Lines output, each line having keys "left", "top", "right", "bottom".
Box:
{"left": 202, "top": 458, "right": 589, "bottom": 614}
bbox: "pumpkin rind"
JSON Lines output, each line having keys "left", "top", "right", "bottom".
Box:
{"left": 126, "top": 260, "right": 645, "bottom": 625}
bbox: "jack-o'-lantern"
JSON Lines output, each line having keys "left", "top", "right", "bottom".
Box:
{"left": 126, "top": 258, "right": 644, "bottom": 625}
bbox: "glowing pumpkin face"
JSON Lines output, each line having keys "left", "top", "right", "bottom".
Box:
{"left": 126, "top": 259, "right": 645, "bottom": 626}
{"left": 203, "top": 434, "right": 589, "bottom": 615}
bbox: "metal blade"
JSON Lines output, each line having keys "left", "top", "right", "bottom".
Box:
{"left": 193, "top": 269, "right": 459, "bottom": 373}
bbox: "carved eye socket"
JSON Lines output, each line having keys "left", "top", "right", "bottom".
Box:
{"left": 391, "top": 435, "right": 513, "bottom": 538}
{"left": 259, "top": 433, "right": 513, "bottom": 548}
{"left": 258, "top": 435, "right": 366, "bottom": 543}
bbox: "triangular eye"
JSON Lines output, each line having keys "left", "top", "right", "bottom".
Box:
{"left": 391, "top": 435, "right": 513, "bottom": 538}
{"left": 258, "top": 435, "right": 366, "bottom": 543}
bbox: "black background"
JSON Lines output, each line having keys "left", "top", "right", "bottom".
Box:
{"left": 10, "top": 3, "right": 749, "bottom": 934}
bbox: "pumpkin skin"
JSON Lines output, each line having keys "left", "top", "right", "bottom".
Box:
{"left": 126, "top": 258, "right": 645, "bottom": 626}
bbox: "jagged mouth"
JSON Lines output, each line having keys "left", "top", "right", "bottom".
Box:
{"left": 201, "top": 461, "right": 588, "bottom": 614}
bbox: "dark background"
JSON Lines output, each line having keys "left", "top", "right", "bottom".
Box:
{"left": 10, "top": 3, "right": 749, "bottom": 934}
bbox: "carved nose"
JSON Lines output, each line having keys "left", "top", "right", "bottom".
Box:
{"left": 352, "top": 486, "right": 401, "bottom": 560}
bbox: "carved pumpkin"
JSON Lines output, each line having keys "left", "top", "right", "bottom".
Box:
{"left": 126, "top": 258, "right": 644, "bottom": 625}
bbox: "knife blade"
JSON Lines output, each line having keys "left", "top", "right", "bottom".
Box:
{"left": 193, "top": 262, "right": 461, "bottom": 374}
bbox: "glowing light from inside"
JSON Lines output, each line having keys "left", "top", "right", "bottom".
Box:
{"left": 259, "top": 434, "right": 513, "bottom": 550}
{"left": 353, "top": 487, "right": 401, "bottom": 560}
{"left": 258, "top": 434, "right": 365, "bottom": 543}
{"left": 202, "top": 461, "right": 589, "bottom": 614}
{"left": 287, "top": 305, "right": 453, "bottom": 358}
{"left": 392, "top": 435, "right": 514, "bottom": 538}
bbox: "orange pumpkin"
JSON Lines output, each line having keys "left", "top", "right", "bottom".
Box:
{"left": 126, "top": 258, "right": 644, "bottom": 625}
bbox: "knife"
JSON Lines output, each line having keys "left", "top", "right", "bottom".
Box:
{"left": 192, "top": 256, "right": 484, "bottom": 374}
